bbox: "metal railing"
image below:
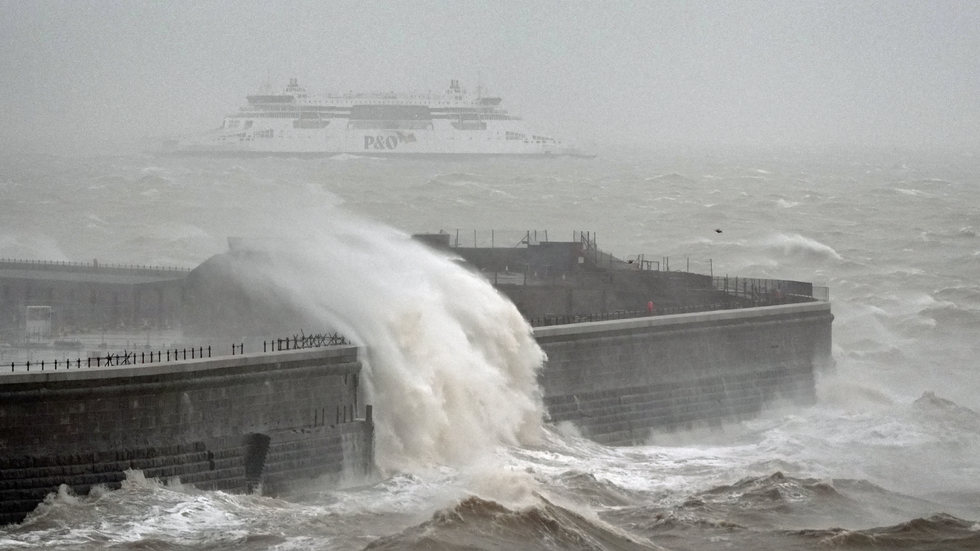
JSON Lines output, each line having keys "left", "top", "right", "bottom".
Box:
{"left": 2, "top": 331, "right": 349, "bottom": 374}
{"left": 7, "top": 347, "right": 215, "bottom": 373}
{"left": 529, "top": 277, "right": 828, "bottom": 328}
{"left": 444, "top": 229, "right": 555, "bottom": 249}
{"left": 712, "top": 276, "right": 829, "bottom": 303}
{"left": 530, "top": 304, "right": 727, "bottom": 327}
{"left": 262, "top": 332, "right": 349, "bottom": 352}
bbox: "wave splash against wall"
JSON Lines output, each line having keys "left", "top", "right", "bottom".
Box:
{"left": 241, "top": 195, "right": 546, "bottom": 472}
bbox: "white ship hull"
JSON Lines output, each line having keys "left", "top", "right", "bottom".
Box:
{"left": 164, "top": 79, "right": 590, "bottom": 158}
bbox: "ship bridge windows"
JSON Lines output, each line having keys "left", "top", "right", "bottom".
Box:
{"left": 348, "top": 104, "right": 433, "bottom": 130}
{"left": 349, "top": 105, "right": 432, "bottom": 121}
{"left": 349, "top": 120, "right": 433, "bottom": 130}
{"left": 246, "top": 95, "right": 296, "bottom": 104}
{"left": 242, "top": 110, "right": 348, "bottom": 119}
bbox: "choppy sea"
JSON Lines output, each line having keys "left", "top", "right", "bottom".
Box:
{"left": 1, "top": 148, "right": 978, "bottom": 550}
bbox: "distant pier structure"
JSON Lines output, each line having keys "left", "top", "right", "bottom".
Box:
{"left": 0, "top": 259, "right": 187, "bottom": 339}
{"left": 413, "top": 230, "right": 826, "bottom": 321}
{"left": 1, "top": 233, "right": 827, "bottom": 341}
{"left": 415, "top": 230, "right": 833, "bottom": 445}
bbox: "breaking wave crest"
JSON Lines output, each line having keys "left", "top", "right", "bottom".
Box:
{"left": 364, "top": 495, "right": 656, "bottom": 551}
{"left": 761, "top": 232, "right": 842, "bottom": 261}
{"left": 800, "top": 514, "right": 980, "bottom": 550}
{"left": 601, "top": 471, "right": 980, "bottom": 550}
{"left": 244, "top": 192, "right": 546, "bottom": 472}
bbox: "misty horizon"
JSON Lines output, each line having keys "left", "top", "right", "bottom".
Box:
{"left": 2, "top": 0, "right": 978, "bottom": 155}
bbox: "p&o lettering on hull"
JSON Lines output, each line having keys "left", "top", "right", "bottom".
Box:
{"left": 364, "top": 135, "right": 401, "bottom": 150}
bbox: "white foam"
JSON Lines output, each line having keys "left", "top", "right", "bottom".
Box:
{"left": 241, "top": 188, "right": 546, "bottom": 472}
{"left": 327, "top": 153, "right": 375, "bottom": 161}
{"left": 762, "top": 232, "right": 842, "bottom": 261}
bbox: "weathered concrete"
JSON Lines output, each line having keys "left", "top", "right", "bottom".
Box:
{"left": 534, "top": 301, "right": 834, "bottom": 445}
{"left": 0, "top": 347, "right": 373, "bottom": 525}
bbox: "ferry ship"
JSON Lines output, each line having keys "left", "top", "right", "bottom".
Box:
{"left": 164, "top": 79, "right": 589, "bottom": 157}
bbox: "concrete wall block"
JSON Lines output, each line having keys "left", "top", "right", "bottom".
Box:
{"left": 0, "top": 480, "right": 22, "bottom": 492}
{"left": 0, "top": 498, "right": 42, "bottom": 518}
{"left": 212, "top": 447, "right": 244, "bottom": 460}
{"left": 2, "top": 349, "right": 376, "bottom": 523}
{"left": 210, "top": 456, "right": 241, "bottom": 471}
{"left": 538, "top": 305, "right": 831, "bottom": 443}
{"left": 212, "top": 478, "right": 247, "bottom": 493}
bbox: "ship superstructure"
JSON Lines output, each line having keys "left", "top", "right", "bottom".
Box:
{"left": 167, "top": 79, "right": 587, "bottom": 157}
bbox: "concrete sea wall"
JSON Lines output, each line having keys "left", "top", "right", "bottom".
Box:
{"left": 0, "top": 347, "right": 373, "bottom": 525}
{"left": 534, "top": 301, "right": 834, "bottom": 445}
{"left": 1, "top": 299, "right": 832, "bottom": 524}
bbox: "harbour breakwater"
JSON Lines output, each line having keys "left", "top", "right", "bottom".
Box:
{"left": 0, "top": 346, "right": 374, "bottom": 525}
{"left": 535, "top": 301, "right": 834, "bottom": 445}
{"left": 0, "top": 239, "right": 833, "bottom": 524}
{"left": 0, "top": 300, "right": 832, "bottom": 524}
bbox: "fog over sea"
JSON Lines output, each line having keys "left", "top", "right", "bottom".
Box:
{"left": 1, "top": 148, "right": 979, "bottom": 550}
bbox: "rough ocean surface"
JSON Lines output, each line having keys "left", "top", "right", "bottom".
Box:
{"left": 1, "top": 149, "right": 979, "bottom": 550}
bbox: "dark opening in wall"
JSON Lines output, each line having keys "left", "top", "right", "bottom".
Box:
{"left": 244, "top": 433, "right": 271, "bottom": 494}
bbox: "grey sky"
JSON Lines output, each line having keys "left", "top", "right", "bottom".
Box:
{"left": 1, "top": 0, "right": 978, "bottom": 152}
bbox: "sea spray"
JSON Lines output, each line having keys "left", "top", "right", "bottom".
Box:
{"left": 761, "top": 232, "right": 842, "bottom": 262}
{"left": 236, "top": 203, "right": 546, "bottom": 472}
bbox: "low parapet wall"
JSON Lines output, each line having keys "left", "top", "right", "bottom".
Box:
{"left": 0, "top": 347, "right": 374, "bottom": 525}
{"left": 534, "top": 302, "right": 834, "bottom": 445}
